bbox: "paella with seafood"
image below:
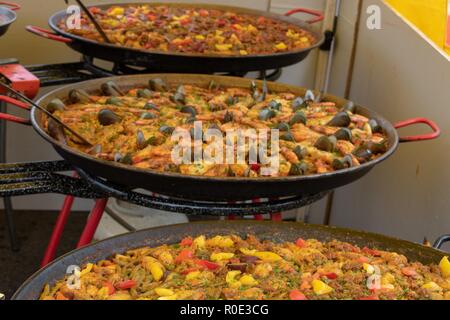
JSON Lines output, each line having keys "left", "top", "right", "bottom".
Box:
{"left": 44, "top": 79, "right": 389, "bottom": 178}
{"left": 59, "top": 4, "right": 317, "bottom": 56}
{"left": 40, "top": 235, "right": 450, "bottom": 300}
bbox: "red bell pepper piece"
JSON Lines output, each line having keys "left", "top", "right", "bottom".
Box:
{"left": 115, "top": 279, "right": 137, "bottom": 290}
{"left": 181, "top": 267, "right": 199, "bottom": 275}
{"left": 180, "top": 237, "right": 193, "bottom": 246}
{"left": 289, "top": 290, "right": 308, "bottom": 300}
{"left": 196, "top": 259, "right": 220, "bottom": 271}
{"left": 176, "top": 249, "right": 194, "bottom": 263}
{"left": 296, "top": 238, "right": 307, "bottom": 248}
{"left": 358, "top": 294, "right": 379, "bottom": 300}
{"left": 325, "top": 272, "right": 338, "bottom": 280}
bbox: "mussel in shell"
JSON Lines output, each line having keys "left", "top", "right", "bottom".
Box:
{"left": 47, "top": 118, "right": 66, "bottom": 144}
{"left": 46, "top": 99, "right": 65, "bottom": 113}
{"left": 140, "top": 112, "right": 158, "bottom": 120}
{"left": 105, "top": 97, "right": 124, "bottom": 106}
{"left": 369, "top": 119, "right": 382, "bottom": 133}
{"left": 334, "top": 128, "right": 352, "bottom": 141}
{"left": 259, "top": 109, "right": 276, "bottom": 121}
{"left": 101, "top": 81, "right": 123, "bottom": 96}
{"left": 314, "top": 136, "right": 337, "bottom": 152}
{"left": 275, "top": 122, "right": 290, "bottom": 131}
{"left": 180, "top": 106, "right": 197, "bottom": 117}
{"left": 332, "top": 155, "right": 353, "bottom": 170}
{"left": 98, "top": 109, "right": 120, "bottom": 126}
{"left": 280, "top": 131, "right": 295, "bottom": 142}
{"left": 171, "top": 85, "right": 186, "bottom": 105}
{"left": 149, "top": 78, "right": 168, "bottom": 92}
{"left": 328, "top": 112, "right": 351, "bottom": 127}
{"left": 352, "top": 147, "right": 372, "bottom": 163}
{"left": 159, "top": 125, "right": 175, "bottom": 135}
{"left": 293, "top": 145, "right": 307, "bottom": 160}
{"left": 292, "top": 97, "right": 307, "bottom": 112}
{"left": 289, "top": 162, "right": 309, "bottom": 176}
{"left": 136, "top": 130, "right": 147, "bottom": 150}
{"left": 68, "top": 89, "right": 91, "bottom": 104}
{"left": 289, "top": 112, "right": 307, "bottom": 126}
{"left": 268, "top": 100, "right": 282, "bottom": 111}
{"left": 137, "top": 89, "right": 153, "bottom": 99}
{"left": 304, "top": 90, "right": 315, "bottom": 102}
{"left": 342, "top": 101, "right": 356, "bottom": 113}
{"left": 144, "top": 103, "right": 159, "bottom": 112}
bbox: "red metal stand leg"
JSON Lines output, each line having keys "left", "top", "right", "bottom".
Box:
{"left": 40, "top": 195, "right": 75, "bottom": 267}
{"left": 270, "top": 213, "right": 282, "bottom": 221}
{"left": 76, "top": 199, "right": 108, "bottom": 248}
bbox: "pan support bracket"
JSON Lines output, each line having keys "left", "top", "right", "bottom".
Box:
{"left": 0, "top": 160, "right": 329, "bottom": 216}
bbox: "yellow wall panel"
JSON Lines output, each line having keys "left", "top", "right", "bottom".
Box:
{"left": 385, "top": 0, "right": 450, "bottom": 55}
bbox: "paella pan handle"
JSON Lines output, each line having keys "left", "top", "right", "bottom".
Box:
{"left": 0, "top": 2, "right": 20, "bottom": 11}
{"left": 26, "top": 25, "right": 72, "bottom": 43}
{"left": 284, "top": 8, "right": 324, "bottom": 24}
{"left": 394, "top": 118, "right": 441, "bottom": 143}
{"left": 433, "top": 235, "right": 450, "bottom": 250}
{"left": 0, "top": 95, "right": 31, "bottom": 125}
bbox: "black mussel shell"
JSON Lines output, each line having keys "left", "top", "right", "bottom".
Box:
{"left": 137, "top": 88, "right": 153, "bottom": 99}
{"left": 293, "top": 145, "right": 307, "bottom": 160}
{"left": 292, "top": 97, "right": 307, "bottom": 111}
{"left": 342, "top": 101, "right": 356, "bottom": 113}
{"left": 328, "top": 112, "right": 351, "bottom": 127}
{"left": 314, "top": 136, "right": 337, "bottom": 152}
{"left": 140, "top": 112, "right": 158, "bottom": 120}
{"left": 180, "top": 106, "right": 197, "bottom": 117}
{"left": 280, "top": 131, "right": 295, "bottom": 142}
{"left": 289, "top": 112, "right": 307, "bottom": 126}
{"left": 46, "top": 99, "right": 65, "bottom": 113}
{"left": 101, "top": 81, "right": 123, "bottom": 96}
{"left": 332, "top": 155, "right": 353, "bottom": 170}
{"left": 369, "top": 119, "right": 382, "bottom": 133}
{"left": 159, "top": 125, "right": 175, "bottom": 135}
{"left": 105, "top": 97, "right": 124, "bottom": 106}
{"left": 289, "top": 162, "right": 308, "bottom": 176}
{"left": 68, "top": 89, "right": 91, "bottom": 104}
{"left": 98, "top": 109, "right": 120, "bottom": 126}
{"left": 144, "top": 103, "right": 159, "bottom": 111}
{"left": 149, "top": 78, "right": 168, "bottom": 92}
{"left": 259, "top": 109, "right": 276, "bottom": 121}
{"left": 334, "top": 128, "right": 352, "bottom": 141}
{"left": 268, "top": 100, "right": 282, "bottom": 110}
{"left": 304, "top": 90, "right": 315, "bottom": 102}
{"left": 275, "top": 122, "right": 290, "bottom": 131}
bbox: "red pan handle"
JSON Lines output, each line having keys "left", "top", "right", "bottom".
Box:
{"left": 0, "top": 95, "right": 31, "bottom": 125}
{"left": 284, "top": 8, "right": 324, "bottom": 24}
{"left": 26, "top": 25, "right": 72, "bottom": 43}
{"left": 394, "top": 118, "right": 441, "bottom": 143}
{"left": 0, "top": 2, "right": 20, "bottom": 11}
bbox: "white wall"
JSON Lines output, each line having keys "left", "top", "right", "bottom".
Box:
{"left": 328, "top": 0, "right": 450, "bottom": 249}
{"left": 1, "top": 0, "right": 326, "bottom": 211}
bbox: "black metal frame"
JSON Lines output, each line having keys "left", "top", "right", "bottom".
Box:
{"left": 0, "top": 160, "right": 328, "bottom": 216}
